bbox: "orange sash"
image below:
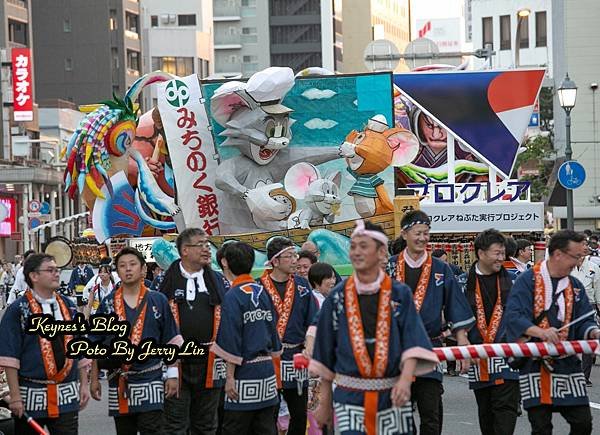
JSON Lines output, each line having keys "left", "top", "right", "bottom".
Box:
{"left": 169, "top": 280, "right": 223, "bottom": 389}
{"left": 25, "top": 291, "right": 74, "bottom": 418}
{"left": 344, "top": 275, "right": 392, "bottom": 435}
{"left": 114, "top": 285, "right": 148, "bottom": 415}
{"left": 395, "top": 251, "right": 432, "bottom": 312}
{"left": 260, "top": 272, "right": 295, "bottom": 339}
{"left": 474, "top": 276, "right": 503, "bottom": 382}
{"left": 532, "top": 263, "right": 574, "bottom": 405}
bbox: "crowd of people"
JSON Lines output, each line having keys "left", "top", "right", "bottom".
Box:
{"left": 0, "top": 212, "right": 599, "bottom": 434}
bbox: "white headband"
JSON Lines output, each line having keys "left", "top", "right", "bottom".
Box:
{"left": 351, "top": 220, "right": 389, "bottom": 246}
{"left": 264, "top": 246, "right": 296, "bottom": 267}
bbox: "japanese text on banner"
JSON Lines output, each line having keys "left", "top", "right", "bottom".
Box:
{"left": 157, "top": 75, "right": 220, "bottom": 234}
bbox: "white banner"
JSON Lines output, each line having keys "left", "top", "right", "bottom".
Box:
{"left": 127, "top": 237, "right": 160, "bottom": 263}
{"left": 421, "top": 202, "right": 544, "bottom": 233}
{"left": 157, "top": 75, "right": 221, "bottom": 234}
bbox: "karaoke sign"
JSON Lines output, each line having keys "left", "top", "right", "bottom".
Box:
{"left": 12, "top": 48, "right": 33, "bottom": 122}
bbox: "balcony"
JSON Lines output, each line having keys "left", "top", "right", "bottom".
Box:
{"left": 7, "top": 0, "right": 27, "bottom": 8}
{"left": 213, "top": 3, "right": 241, "bottom": 21}
{"left": 214, "top": 34, "right": 242, "bottom": 49}
{"left": 215, "top": 60, "right": 242, "bottom": 75}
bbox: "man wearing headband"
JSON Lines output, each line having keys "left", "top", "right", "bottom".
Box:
{"left": 389, "top": 210, "right": 474, "bottom": 435}
{"left": 259, "top": 236, "right": 318, "bottom": 435}
{"left": 310, "top": 220, "right": 438, "bottom": 434}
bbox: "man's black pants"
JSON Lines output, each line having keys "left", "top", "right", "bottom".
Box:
{"left": 411, "top": 377, "right": 444, "bottom": 435}
{"left": 473, "top": 380, "right": 520, "bottom": 435}
{"left": 276, "top": 388, "right": 308, "bottom": 435}
{"left": 527, "top": 404, "right": 592, "bottom": 435}
{"left": 164, "top": 381, "right": 222, "bottom": 435}
{"left": 14, "top": 411, "right": 78, "bottom": 435}
{"left": 114, "top": 410, "right": 165, "bottom": 435}
{"left": 222, "top": 405, "right": 277, "bottom": 435}
{"left": 582, "top": 354, "right": 595, "bottom": 381}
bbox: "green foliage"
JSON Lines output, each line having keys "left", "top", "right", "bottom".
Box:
{"left": 515, "top": 134, "right": 556, "bottom": 202}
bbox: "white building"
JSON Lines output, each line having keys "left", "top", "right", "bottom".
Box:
{"left": 409, "top": 0, "right": 471, "bottom": 68}
{"left": 139, "top": 0, "right": 213, "bottom": 109}
{"left": 551, "top": 0, "right": 600, "bottom": 230}
{"left": 471, "top": 0, "right": 552, "bottom": 71}
{"left": 212, "top": 0, "right": 269, "bottom": 78}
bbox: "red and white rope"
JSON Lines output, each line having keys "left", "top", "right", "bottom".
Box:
{"left": 433, "top": 340, "right": 600, "bottom": 362}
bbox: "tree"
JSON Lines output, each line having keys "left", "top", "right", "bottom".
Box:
{"left": 513, "top": 134, "right": 555, "bottom": 202}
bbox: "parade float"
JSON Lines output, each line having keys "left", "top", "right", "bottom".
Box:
{"left": 59, "top": 65, "right": 546, "bottom": 273}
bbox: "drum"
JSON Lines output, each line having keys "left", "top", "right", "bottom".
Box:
{"left": 44, "top": 236, "right": 73, "bottom": 268}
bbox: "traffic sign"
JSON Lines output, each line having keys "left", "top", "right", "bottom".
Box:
{"left": 28, "top": 217, "right": 41, "bottom": 230}
{"left": 558, "top": 161, "right": 586, "bottom": 189}
{"left": 28, "top": 200, "right": 41, "bottom": 213}
{"left": 40, "top": 201, "right": 50, "bottom": 214}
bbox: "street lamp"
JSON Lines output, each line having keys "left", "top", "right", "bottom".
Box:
{"left": 558, "top": 73, "right": 578, "bottom": 230}
{"left": 515, "top": 8, "right": 530, "bottom": 67}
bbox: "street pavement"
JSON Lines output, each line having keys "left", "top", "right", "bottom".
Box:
{"left": 75, "top": 365, "right": 600, "bottom": 434}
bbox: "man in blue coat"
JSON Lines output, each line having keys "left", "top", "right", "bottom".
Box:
{"left": 505, "top": 230, "right": 600, "bottom": 434}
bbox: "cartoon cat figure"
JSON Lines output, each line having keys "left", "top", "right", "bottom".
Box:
{"left": 210, "top": 67, "right": 340, "bottom": 233}
{"left": 284, "top": 162, "right": 342, "bottom": 229}
{"left": 339, "top": 114, "right": 419, "bottom": 218}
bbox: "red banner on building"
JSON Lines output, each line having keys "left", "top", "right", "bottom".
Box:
{"left": 12, "top": 48, "right": 33, "bottom": 122}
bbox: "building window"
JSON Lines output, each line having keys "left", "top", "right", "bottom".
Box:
{"left": 126, "top": 12, "right": 138, "bottom": 33}
{"left": 8, "top": 19, "right": 28, "bottom": 45}
{"left": 241, "top": 27, "right": 257, "bottom": 43}
{"left": 518, "top": 15, "right": 529, "bottom": 48}
{"left": 151, "top": 15, "right": 158, "bottom": 27}
{"left": 65, "top": 58, "right": 73, "bottom": 71}
{"left": 243, "top": 55, "right": 258, "bottom": 63}
{"left": 178, "top": 14, "right": 196, "bottom": 26}
{"left": 241, "top": 0, "right": 256, "bottom": 6}
{"left": 109, "top": 9, "right": 118, "bottom": 30}
{"left": 482, "top": 17, "right": 493, "bottom": 48}
{"left": 63, "top": 18, "right": 71, "bottom": 32}
{"left": 152, "top": 57, "right": 194, "bottom": 76}
{"left": 112, "top": 48, "right": 119, "bottom": 69}
{"left": 198, "top": 59, "right": 209, "bottom": 78}
{"left": 536, "top": 11, "right": 547, "bottom": 47}
{"left": 499, "top": 15, "right": 510, "bottom": 50}
{"left": 127, "top": 50, "right": 140, "bottom": 72}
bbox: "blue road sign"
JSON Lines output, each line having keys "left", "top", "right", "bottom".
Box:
{"left": 528, "top": 112, "right": 539, "bottom": 127}
{"left": 40, "top": 201, "right": 50, "bottom": 214}
{"left": 558, "top": 161, "right": 586, "bottom": 189}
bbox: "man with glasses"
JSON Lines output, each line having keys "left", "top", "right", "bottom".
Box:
{"left": 0, "top": 254, "right": 90, "bottom": 434}
{"left": 571, "top": 242, "right": 600, "bottom": 387}
{"left": 159, "top": 228, "right": 229, "bottom": 435}
{"left": 464, "top": 229, "right": 520, "bottom": 435}
{"left": 506, "top": 230, "right": 600, "bottom": 434}
{"left": 389, "top": 210, "right": 474, "bottom": 435}
{"left": 260, "top": 236, "right": 318, "bottom": 435}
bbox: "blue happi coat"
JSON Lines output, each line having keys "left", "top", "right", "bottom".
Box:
{"left": 310, "top": 277, "right": 437, "bottom": 435}
{"left": 464, "top": 267, "right": 519, "bottom": 390}
{"left": 258, "top": 274, "right": 318, "bottom": 389}
{"left": 0, "top": 293, "right": 82, "bottom": 419}
{"left": 505, "top": 267, "right": 598, "bottom": 409}
{"left": 213, "top": 275, "right": 282, "bottom": 411}
{"left": 389, "top": 253, "right": 475, "bottom": 381}
{"left": 90, "top": 289, "right": 181, "bottom": 416}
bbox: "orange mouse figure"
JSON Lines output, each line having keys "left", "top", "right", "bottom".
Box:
{"left": 339, "top": 114, "right": 419, "bottom": 218}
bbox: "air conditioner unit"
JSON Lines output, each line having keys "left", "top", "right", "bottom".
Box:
{"left": 169, "top": 14, "right": 176, "bottom": 24}
{"left": 160, "top": 14, "right": 169, "bottom": 24}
